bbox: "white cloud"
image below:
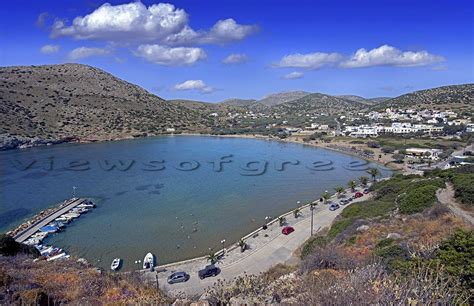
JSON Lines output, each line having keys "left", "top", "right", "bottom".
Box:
{"left": 202, "top": 19, "right": 258, "bottom": 44}
{"left": 174, "top": 80, "right": 213, "bottom": 93}
{"left": 340, "top": 45, "right": 444, "bottom": 68}
{"left": 222, "top": 53, "right": 248, "bottom": 64}
{"left": 40, "top": 44, "right": 60, "bottom": 54}
{"left": 36, "top": 12, "right": 49, "bottom": 28}
{"left": 275, "top": 52, "right": 342, "bottom": 69}
{"left": 51, "top": 2, "right": 188, "bottom": 42}
{"left": 135, "top": 44, "right": 206, "bottom": 66}
{"left": 50, "top": 2, "right": 257, "bottom": 46}
{"left": 68, "top": 47, "right": 111, "bottom": 60}
{"left": 282, "top": 71, "right": 304, "bottom": 79}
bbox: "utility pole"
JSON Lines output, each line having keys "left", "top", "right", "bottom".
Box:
{"left": 310, "top": 203, "right": 316, "bottom": 236}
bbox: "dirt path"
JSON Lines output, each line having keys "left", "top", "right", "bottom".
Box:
{"left": 436, "top": 183, "right": 474, "bottom": 226}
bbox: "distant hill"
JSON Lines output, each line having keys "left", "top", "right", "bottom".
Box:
{"left": 219, "top": 98, "right": 257, "bottom": 107}
{"left": 368, "top": 97, "right": 390, "bottom": 103}
{"left": 258, "top": 91, "right": 311, "bottom": 106}
{"left": 337, "top": 95, "right": 391, "bottom": 105}
{"left": 269, "top": 93, "right": 366, "bottom": 115}
{"left": 374, "top": 84, "right": 474, "bottom": 111}
{"left": 0, "top": 64, "right": 212, "bottom": 141}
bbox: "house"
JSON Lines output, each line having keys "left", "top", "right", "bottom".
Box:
{"left": 405, "top": 148, "right": 443, "bottom": 160}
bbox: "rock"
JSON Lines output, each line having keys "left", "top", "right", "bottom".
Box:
{"left": 356, "top": 225, "right": 370, "bottom": 232}
{"left": 172, "top": 298, "right": 192, "bottom": 306}
{"left": 198, "top": 293, "right": 218, "bottom": 305}
{"left": 386, "top": 233, "right": 402, "bottom": 239}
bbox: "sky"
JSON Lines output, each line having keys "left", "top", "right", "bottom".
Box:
{"left": 0, "top": 0, "right": 473, "bottom": 102}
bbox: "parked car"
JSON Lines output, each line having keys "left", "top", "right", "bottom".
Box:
{"left": 340, "top": 199, "right": 350, "bottom": 205}
{"left": 354, "top": 192, "right": 364, "bottom": 198}
{"left": 198, "top": 265, "right": 220, "bottom": 279}
{"left": 329, "top": 203, "right": 340, "bottom": 211}
{"left": 167, "top": 271, "right": 190, "bottom": 284}
{"left": 363, "top": 188, "right": 369, "bottom": 194}
{"left": 282, "top": 226, "right": 295, "bottom": 235}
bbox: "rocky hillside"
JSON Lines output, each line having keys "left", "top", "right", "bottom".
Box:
{"left": 219, "top": 98, "right": 257, "bottom": 107}
{"left": 269, "top": 93, "right": 366, "bottom": 116}
{"left": 374, "top": 84, "right": 474, "bottom": 111}
{"left": 0, "top": 64, "right": 212, "bottom": 142}
{"left": 258, "top": 91, "right": 311, "bottom": 107}
{"left": 337, "top": 95, "right": 390, "bottom": 105}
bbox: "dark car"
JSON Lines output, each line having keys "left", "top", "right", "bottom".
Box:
{"left": 363, "top": 188, "right": 369, "bottom": 194}
{"left": 167, "top": 271, "right": 190, "bottom": 284}
{"left": 198, "top": 265, "right": 220, "bottom": 279}
{"left": 329, "top": 203, "right": 340, "bottom": 211}
{"left": 282, "top": 226, "right": 295, "bottom": 235}
{"left": 340, "top": 199, "right": 350, "bottom": 205}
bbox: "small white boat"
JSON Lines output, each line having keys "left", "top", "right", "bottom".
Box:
{"left": 143, "top": 253, "right": 155, "bottom": 270}
{"left": 47, "top": 252, "right": 67, "bottom": 261}
{"left": 110, "top": 258, "right": 122, "bottom": 271}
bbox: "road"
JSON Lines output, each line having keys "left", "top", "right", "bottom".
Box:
{"left": 436, "top": 183, "right": 474, "bottom": 226}
{"left": 145, "top": 192, "right": 371, "bottom": 297}
{"left": 14, "top": 198, "right": 88, "bottom": 242}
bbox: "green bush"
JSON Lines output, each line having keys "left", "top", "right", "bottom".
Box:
{"left": 0, "top": 235, "right": 40, "bottom": 257}
{"left": 451, "top": 173, "right": 474, "bottom": 205}
{"left": 435, "top": 229, "right": 474, "bottom": 289}
{"left": 399, "top": 185, "right": 439, "bottom": 214}
{"left": 301, "top": 236, "right": 327, "bottom": 258}
{"left": 327, "top": 219, "right": 354, "bottom": 240}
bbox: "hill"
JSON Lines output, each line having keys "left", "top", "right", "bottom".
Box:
{"left": 0, "top": 64, "right": 213, "bottom": 143}
{"left": 336, "top": 95, "right": 390, "bottom": 105}
{"left": 374, "top": 84, "right": 474, "bottom": 111}
{"left": 269, "top": 93, "right": 367, "bottom": 116}
{"left": 258, "top": 91, "right": 311, "bottom": 106}
{"left": 219, "top": 98, "right": 257, "bottom": 107}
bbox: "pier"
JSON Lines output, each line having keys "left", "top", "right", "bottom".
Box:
{"left": 13, "top": 198, "right": 91, "bottom": 243}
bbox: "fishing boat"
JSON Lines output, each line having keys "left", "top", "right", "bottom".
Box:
{"left": 110, "top": 258, "right": 122, "bottom": 271}
{"left": 143, "top": 253, "right": 155, "bottom": 270}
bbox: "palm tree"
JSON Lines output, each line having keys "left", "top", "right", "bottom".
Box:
{"left": 279, "top": 216, "right": 286, "bottom": 226}
{"left": 348, "top": 180, "right": 357, "bottom": 192}
{"left": 334, "top": 186, "right": 345, "bottom": 198}
{"left": 367, "top": 167, "right": 381, "bottom": 182}
{"left": 322, "top": 192, "right": 330, "bottom": 204}
{"left": 359, "top": 176, "right": 369, "bottom": 187}
{"left": 207, "top": 252, "right": 218, "bottom": 264}
{"left": 293, "top": 208, "right": 300, "bottom": 218}
{"left": 238, "top": 239, "right": 247, "bottom": 252}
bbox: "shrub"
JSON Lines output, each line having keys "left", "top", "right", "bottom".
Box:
{"left": 399, "top": 185, "right": 439, "bottom": 214}
{"left": 0, "top": 235, "right": 40, "bottom": 257}
{"left": 451, "top": 173, "right": 474, "bottom": 205}
{"left": 327, "top": 219, "right": 354, "bottom": 240}
{"left": 435, "top": 229, "right": 474, "bottom": 290}
{"left": 381, "top": 146, "right": 395, "bottom": 154}
{"left": 301, "top": 236, "right": 327, "bottom": 258}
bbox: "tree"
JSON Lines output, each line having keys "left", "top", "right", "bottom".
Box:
{"left": 359, "top": 176, "right": 369, "bottom": 187}
{"left": 368, "top": 167, "right": 381, "bottom": 181}
{"left": 334, "top": 186, "right": 345, "bottom": 198}
{"left": 207, "top": 252, "right": 219, "bottom": 264}
{"left": 392, "top": 153, "right": 405, "bottom": 163}
{"left": 279, "top": 216, "right": 286, "bottom": 226}
{"left": 348, "top": 180, "right": 357, "bottom": 192}
{"left": 322, "top": 192, "right": 330, "bottom": 203}
{"left": 294, "top": 208, "right": 300, "bottom": 218}
{"left": 238, "top": 239, "right": 247, "bottom": 252}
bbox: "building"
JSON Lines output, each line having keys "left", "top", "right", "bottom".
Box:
{"left": 405, "top": 148, "right": 443, "bottom": 160}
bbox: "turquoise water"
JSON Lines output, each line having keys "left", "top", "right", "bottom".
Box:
{"left": 0, "top": 136, "right": 390, "bottom": 270}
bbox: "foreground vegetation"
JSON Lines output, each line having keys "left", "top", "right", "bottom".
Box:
{"left": 204, "top": 166, "right": 474, "bottom": 304}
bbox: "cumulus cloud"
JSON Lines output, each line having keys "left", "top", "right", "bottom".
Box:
{"left": 68, "top": 47, "right": 111, "bottom": 60}
{"left": 36, "top": 12, "right": 49, "bottom": 28}
{"left": 135, "top": 44, "right": 206, "bottom": 66}
{"left": 40, "top": 44, "right": 60, "bottom": 54}
{"left": 51, "top": 2, "right": 188, "bottom": 42}
{"left": 222, "top": 53, "right": 248, "bottom": 64}
{"left": 50, "top": 2, "right": 257, "bottom": 45}
{"left": 174, "top": 80, "right": 213, "bottom": 93}
{"left": 282, "top": 71, "right": 304, "bottom": 79}
{"left": 340, "top": 45, "right": 444, "bottom": 68}
{"left": 275, "top": 52, "right": 342, "bottom": 69}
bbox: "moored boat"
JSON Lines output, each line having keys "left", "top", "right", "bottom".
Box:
{"left": 143, "top": 253, "right": 155, "bottom": 270}
{"left": 110, "top": 258, "right": 122, "bottom": 271}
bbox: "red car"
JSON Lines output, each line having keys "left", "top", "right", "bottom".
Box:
{"left": 354, "top": 192, "right": 364, "bottom": 198}
{"left": 282, "top": 226, "right": 295, "bottom": 235}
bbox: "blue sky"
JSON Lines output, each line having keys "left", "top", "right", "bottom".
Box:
{"left": 1, "top": 0, "right": 473, "bottom": 101}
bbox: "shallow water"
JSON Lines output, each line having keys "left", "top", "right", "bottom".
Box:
{"left": 0, "top": 136, "right": 390, "bottom": 270}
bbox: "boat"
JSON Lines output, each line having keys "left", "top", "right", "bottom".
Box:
{"left": 143, "top": 253, "right": 155, "bottom": 270}
{"left": 110, "top": 258, "right": 122, "bottom": 271}
{"left": 77, "top": 203, "right": 95, "bottom": 208}
{"left": 47, "top": 253, "right": 67, "bottom": 261}
{"left": 39, "top": 225, "right": 59, "bottom": 233}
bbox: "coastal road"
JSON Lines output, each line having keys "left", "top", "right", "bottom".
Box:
{"left": 14, "top": 198, "right": 88, "bottom": 243}
{"left": 149, "top": 193, "right": 370, "bottom": 297}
